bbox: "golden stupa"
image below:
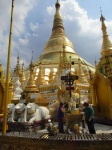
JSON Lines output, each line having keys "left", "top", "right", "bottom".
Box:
{"left": 90, "top": 13, "right": 112, "bottom": 119}
{"left": 31, "top": 0, "right": 94, "bottom": 103}
{"left": 1, "top": 0, "right": 95, "bottom": 109}
{"left": 19, "top": 59, "right": 49, "bottom": 106}
{"left": 8, "top": 0, "right": 95, "bottom": 105}
{"left": 35, "top": 1, "right": 94, "bottom": 71}
{"left": 1, "top": 1, "right": 112, "bottom": 136}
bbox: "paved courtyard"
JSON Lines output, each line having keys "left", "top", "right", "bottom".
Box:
{"left": 94, "top": 123, "right": 112, "bottom": 133}
{"left": 0, "top": 122, "right": 112, "bottom": 135}
{"left": 36, "top": 122, "right": 112, "bottom": 134}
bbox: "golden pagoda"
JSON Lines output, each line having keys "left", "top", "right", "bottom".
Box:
{"left": 90, "top": 13, "right": 112, "bottom": 119}
{"left": 24, "top": 60, "right": 39, "bottom": 96}
{"left": 32, "top": 0, "right": 95, "bottom": 102}
{"left": 22, "top": 60, "right": 49, "bottom": 106}
{"left": 13, "top": 53, "right": 21, "bottom": 77}
{"left": 7, "top": 0, "right": 95, "bottom": 106}
{"left": 35, "top": 0, "right": 94, "bottom": 71}
{"left": 20, "top": 62, "right": 26, "bottom": 90}
{"left": 36, "top": 62, "right": 46, "bottom": 86}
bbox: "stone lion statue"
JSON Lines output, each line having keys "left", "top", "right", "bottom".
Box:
{"left": 7, "top": 103, "right": 16, "bottom": 122}
{"left": 26, "top": 102, "right": 50, "bottom": 123}
{"left": 14, "top": 103, "right": 27, "bottom": 122}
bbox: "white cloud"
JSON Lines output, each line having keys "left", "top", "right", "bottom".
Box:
{"left": 0, "top": 0, "right": 112, "bottom": 72}
{"left": 0, "top": 0, "right": 36, "bottom": 70}
{"left": 19, "top": 38, "right": 28, "bottom": 46}
{"left": 30, "top": 22, "right": 39, "bottom": 32}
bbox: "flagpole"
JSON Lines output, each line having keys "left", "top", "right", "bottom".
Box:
{"left": 2, "top": 0, "right": 14, "bottom": 135}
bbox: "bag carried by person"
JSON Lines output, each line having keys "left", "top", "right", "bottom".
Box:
{"left": 91, "top": 115, "right": 96, "bottom": 124}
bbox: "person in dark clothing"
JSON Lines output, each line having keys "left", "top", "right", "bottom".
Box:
{"left": 83, "top": 102, "right": 96, "bottom": 134}
{"left": 58, "top": 102, "right": 65, "bottom": 133}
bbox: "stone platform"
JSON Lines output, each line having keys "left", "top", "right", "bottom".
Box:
{"left": 0, "top": 132, "right": 112, "bottom": 150}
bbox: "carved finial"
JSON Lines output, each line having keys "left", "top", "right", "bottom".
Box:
{"left": 55, "top": 0, "right": 60, "bottom": 8}
{"left": 100, "top": 7, "right": 102, "bottom": 14}
{"left": 100, "top": 7, "right": 105, "bottom": 21}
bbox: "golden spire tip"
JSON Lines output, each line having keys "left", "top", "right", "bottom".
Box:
{"left": 100, "top": 7, "right": 102, "bottom": 14}
{"left": 100, "top": 7, "right": 105, "bottom": 21}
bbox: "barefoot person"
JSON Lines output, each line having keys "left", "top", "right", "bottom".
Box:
{"left": 83, "top": 102, "right": 96, "bottom": 134}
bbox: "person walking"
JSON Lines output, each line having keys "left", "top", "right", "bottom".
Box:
{"left": 58, "top": 102, "right": 65, "bottom": 133}
{"left": 83, "top": 102, "right": 96, "bottom": 134}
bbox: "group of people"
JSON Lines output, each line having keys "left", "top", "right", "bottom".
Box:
{"left": 57, "top": 101, "right": 96, "bottom": 134}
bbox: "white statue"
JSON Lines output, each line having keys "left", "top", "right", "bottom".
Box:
{"left": 14, "top": 103, "right": 27, "bottom": 122}
{"left": 13, "top": 77, "right": 23, "bottom": 100}
{"left": 26, "top": 102, "right": 50, "bottom": 123}
{"left": 68, "top": 98, "right": 76, "bottom": 110}
{"left": 7, "top": 103, "right": 16, "bottom": 122}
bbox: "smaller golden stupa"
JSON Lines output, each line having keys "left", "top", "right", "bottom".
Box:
{"left": 90, "top": 13, "right": 112, "bottom": 119}
{"left": 21, "top": 60, "right": 49, "bottom": 106}
{"left": 20, "top": 62, "right": 26, "bottom": 90}
{"left": 36, "top": 61, "right": 46, "bottom": 86}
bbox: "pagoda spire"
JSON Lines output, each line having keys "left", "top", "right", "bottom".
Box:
{"left": 36, "top": 61, "right": 46, "bottom": 86}
{"left": 51, "top": 0, "right": 65, "bottom": 38}
{"left": 100, "top": 9, "right": 112, "bottom": 56}
{"left": 25, "top": 60, "right": 39, "bottom": 93}
{"left": 20, "top": 62, "right": 26, "bottom": 89}
{"left": 40, "top": 0, "right": 75, "bottom": 60}
{"left": 14, "top": 53, "right": 21, "bottom": 77}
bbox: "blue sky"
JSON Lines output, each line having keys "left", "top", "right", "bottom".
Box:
{"left": 0, "top": 0, "right": 112, "bottom": 71}
{"left": 78, "top": 0, "right": 112, "bottom": 20}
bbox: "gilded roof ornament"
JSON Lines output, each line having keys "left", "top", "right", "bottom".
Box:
{"left": 52, "top": 0, "right": 64, "bottom": 36}
{"left": 100, "top": 9, "right": 112, "bottom": 56}
{"left": 25, "top": 60, "right": 39, "bottom": 93}
{"left": 36, "top": 61, "right": 46, "bottom": 86}
{"left": 14, "top": 53, "right": 21, "bottom": 77}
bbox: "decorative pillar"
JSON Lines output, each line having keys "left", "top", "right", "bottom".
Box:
{"left": 90, "top": 84, "right": 98, "bottom": 106}
{"left": 107, "top": 84, "right": 112, "bottom": 105}
{"left": 8, "top": 81, "right": 13, "bottom": 104}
